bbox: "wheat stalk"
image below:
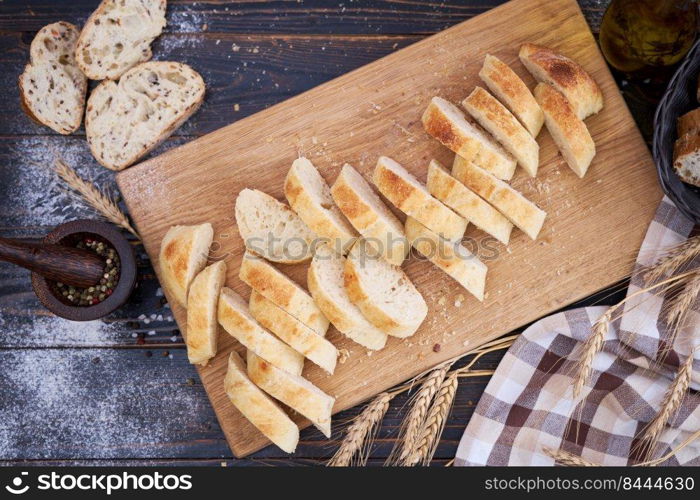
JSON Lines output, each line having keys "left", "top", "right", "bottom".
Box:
{"left": 54, "top": 158, "right": 140, "bottom": 239}
{"left": 645, "top": 236, "right": 700, "bottom": 285}
{"left": 664, "top": 273, "right": 700, "bottom": 334}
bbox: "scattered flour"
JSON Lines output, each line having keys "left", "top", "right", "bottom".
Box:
{"left": 0, "top": 314, "right": 120, "bottom": 348}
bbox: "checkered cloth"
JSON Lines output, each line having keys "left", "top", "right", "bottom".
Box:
{"left": 455, "top": 197, "right": 700, "bottom": 466}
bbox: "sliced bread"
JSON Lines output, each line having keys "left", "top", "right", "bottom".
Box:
{"left": 462, "top": 86, "right": 540, "bottom": 177}
{"left": 405, "top": 217, "right": 487, "bottom": 301}
{"left": 422, "top": 96, "right": 516, "bottom": 180}
{"left": 519, "top": 43, "right": 603, "bottom": 120}
{"left": 284, "top": 157, "right": 358, "bottom": 254}
{"left": 19, "top": 22, "right": 87, "bottom": 135}
{"left": 247, "top": 351, "right": 335, "bottom": 438}
{"left": 186, "top": 260, "right": 227, "bottom": 366}
{"left": 249, "top": 291, "right": 338, "bottom": 374}
{"left": 673, "top": 132, "right": 700, "bottom": 187}
{"left": 307, "top": 243, "right": 388, "bottom": 350}
{"left": 238, "top": 251, "right": 329, "bottom": 336}
{"left": 344, "top": 241, "right": 427, "bottom": 338}
{"left": 479, "top": 54, "right": 544, "bottom": 137}
{"left": 534, "top": 83, "right": 595, "bottom": 178}
{"left": 452, "top": 159, "right": 546, "bottom": 240}
{"left": 235, "top": 188, "right": 316, "bottom": 264}
{"left": 331, "top": 164, "right": 409, "bottom": 266}
{"left": 217, "top": 287, "right": 304, "bottom": 376}
{"left": 677, "top": 108, "right": 700, "bottom": 137}
{"left": 159, "top": 223, "right": 213, "bottom": 307}
{"left": 85, "top": 61, "right": 205, "bottom": 170}
{"left": 223, "top": 351, "right": 299, "bottom": 454}
{"left": 428, "top": 159, "right": 513, "bottom": 245}
{"left": 75, "top": 0, "right": 167, "bottom": 80}
{"left": 373, "top": 156, "right": 467, "bottom": 242}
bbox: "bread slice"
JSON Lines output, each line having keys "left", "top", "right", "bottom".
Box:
{"left": 673, "top": 132, "right": 700, "bottom": 187}
{"left": 235, "top": 188, "right": 316, "bottom": 264}
{"left": 238, "top": 252, "right": 329, "bottom": 336}
{"left": 186, "top": 260, "right": 227, "bottom": 366}
{"left": 19, "top": 22, "right": 87, "bottom": 135}
{"left": 247, "top": 351, "right": 334, "bottom": 438}
{"left": 75, "top": 0, "right": 167, "bottom": 80}
{"left": 331, "top": 164, "right": 409, "bottom": 266}
{"left": 284, "top": 157, "right": 358, "bottom": 254}
{"left": 373, "top": 156, "right": 467, "bottom": 242}
{"left": 218, "top": 287, "right": 304, "bottom": 376}
{"left": 249, "top": 291, "right": 338, "bottom": 374}
{"left": 223, "top": 351, "right": 299, "bottom": 454}
{"left": 519, "top": 43, "right": 603, "bottom": 120}
{"left": 678, "top": 108, "right": 700, "bottom": 137}
{"left": 479, "top": 54, "right": 544, "bottom": 137}
{"left": 428, "top": 159, "right": 513, "bottom": 245}
{"left": 85, "top": 61, "right": 205, "bottom": 170}
{"left": 307, "top": 243, "right": 388, "bottom": 350}
{"left": 534, "top": 83, "right": 595, "bottom": 178}
{"left": 344, "top": 241, "right": 427, "bottom": 337}
{"left": 452, "top": 159, "right": 546, "bottom": 240}
{"left": 405, "top": 217, "right": 487, "bottom": 301}
{"left": 462, "top": 87, "right": 540, "bottom": 177}
{"left": 159, "top": 223, "right": 213, "bottom": 307}
{"left": 422, "top": 96, "right": 516, "bottom": 180}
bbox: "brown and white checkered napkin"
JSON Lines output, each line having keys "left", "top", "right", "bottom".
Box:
{"left": 455, "top": 197, "right": 699, "bottom": 466}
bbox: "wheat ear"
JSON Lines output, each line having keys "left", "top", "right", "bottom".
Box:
{"left": 572, "top": 307, "right": 613, "bottom": 399}
{"left": 645, "top": 236, "right": 700, "bottom": 285}
{"left": 664, "top": 273, "right": 700, "bottom": 334}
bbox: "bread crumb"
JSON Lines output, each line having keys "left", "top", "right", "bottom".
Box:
{"left": 338, "top": 348, "right": 350, "bottom": 364}
{"left": 366, "top": 350, "right": 373, "bottom": 357}
{"left": 232, "top": 43, "right": 240, "bottom": 52}
{"left": 312, "top": 136, "right": 318, "bottom": 145}
{"left": 437, "top": 296, "right": 446, "bottom": 306}
{"left": 233, "top": 103, "right": 240, "bottom": 112}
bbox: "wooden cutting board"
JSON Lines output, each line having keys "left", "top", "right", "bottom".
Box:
{"left": 117, "top": 0, "right": 662, "bottom": 457}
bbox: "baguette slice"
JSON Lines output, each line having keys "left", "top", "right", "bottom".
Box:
{"left": 86, "top": 61, "right": 205, "bottom": 170}
{"left": 678, "top": 108, "right": 700, "bottom": 137}
{"left": 422, "top": 96, "right": 516, "bottom": 180}
{"left": 247, "top": 351, "right": 334, "bottom": 438}
{"left": 405, "top": 217, "right": 487, "bottom": 301}
{"left": 462, "top": 87, "right": 540, "bottom": 177}
{"left": 75, "top": 0, "right": 167, "bottom": 80}
{"left": 673, "top": 132, "right": 700, "bottom": 187}
{"left": 428, "top": 159, "right": 513, "bottom": 245}
{"left": 331, "top": 164, "right": 409, "bottom": 266}
{"left": 249, "top": 291, "right": 338, "bottom": 374}
{"left": 344, "top": 241, "right": 427, "bottom": 338}
{"left": 534, "top": 83, "right": 595, "bottom": 178}
{"left": 159, "top": 223, "right": 213, "bottom": 307}
{"left": 218, "top": 287, "right": 304, "bottom": 376}
{"left": 235, "top": 188, "right": 316, "bottom": 264}
{"left": 239, "top": 252, "right": 329, "bottom": 336}
{"left": 284, "top": 157, "right": 358, "bottom": 254}
{"left": 223, "top": 351, "right": 299, "bottom": 454}
{"left": 479, "top": 54, "right": 544, "bottom": 137}
{"left": 452, "top": 159, "right": 546, "bottom": 240}
{"left": 19, "top": 22, "right": 87, "bottom": 135}
{"left": 373, "top": 156, "right": 467, "bottom": 242}
{"left": 307, "top": 243, "right": 388, "bottom": 350}
{"left": 519, "top": 43, "right": 603, "bottom": 120}
{"left": 186, "top": 260, "right": 227, "bottom": 366}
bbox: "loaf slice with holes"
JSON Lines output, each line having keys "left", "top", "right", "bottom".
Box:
{"left": 186, "top": 260, "right": 227, "bottom": 366}
{"left": 673, "top": 132, "right": 700, "bottom": 187}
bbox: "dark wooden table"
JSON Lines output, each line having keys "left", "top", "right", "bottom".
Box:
{"left": 0, "top": 0, "right": 647, "bottom": 466}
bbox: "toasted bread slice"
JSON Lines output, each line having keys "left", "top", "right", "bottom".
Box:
{"left": 238, "top": 252, "right": 329, "bottom": 336}
{"left": 405, "top": 217, "right": 487, "bottom": 301}
{"left": 186, "top": 260, "right": 227, "bottom": 366}
{"left": 247, "top": 351, "right": 334, "bottom": 438}
{"left": 284, "top": 158, "right": 358, "bottom": 255}
{"left": 479, "top": 54, "right": 544, "bottom": 137}
{"left": 678, "top": 108, "right": 700, "bottom": 137}
{"left": 307, "top": 243, "right": 388, "bottom": 350}
{"left": 344, "top": 241, "right": 427, "bottom": 338}
{"left": 452, "top": 159, "right": 546, "bottom": 240}
{"left": 519, "top": 43, "right": 603, "bottom": 120}
{"left": 422, "top": 96, "right": 516, "bottom": 180}
{"left": 428, "top": 159, "right": 513, "bottom": 245}
{"left": 224, "top": 351, "right": 299, "bottom": 454}
{"left": 462, "top": 87, "right": 540, "bottom": 177}
{"left": 249, "top": 291, "right": 338, "bottom": 374}
{"left": 373, "top": 156, "right": 467, "bottom": 242}
{"left": 218, "top": 287, "right": 304, "bottom": 376}
{"left": 235, "top": 188, "right": 316, "bottom": 264}
{"left": 673, "top": 131, "right": 700, "bottom": 187}
{"left": 534, "top": 83, "right": 595, "bottom": 178}
{"left": 19, "top": 22, "right": 87, "bottom": 135}
{"left": 159, "top": 223, "right": 213, "bottom": 307}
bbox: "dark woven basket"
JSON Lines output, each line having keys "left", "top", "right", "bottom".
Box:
{"left": 653, "top": 39, "right": 700, "bottom": 224}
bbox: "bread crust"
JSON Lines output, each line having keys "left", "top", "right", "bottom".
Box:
{"left": 186, "top": 260, "right": 227, "bottom": 366}
{"left": 673, "top": 131, "right": 700, "bottom": 187}
{"left": 678, "top": 108, "right": 700, "bottom": 137}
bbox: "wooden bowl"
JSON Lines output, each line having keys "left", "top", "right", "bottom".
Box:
{"left": 31, "top": 220, "right": 137, "bottom": 321}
